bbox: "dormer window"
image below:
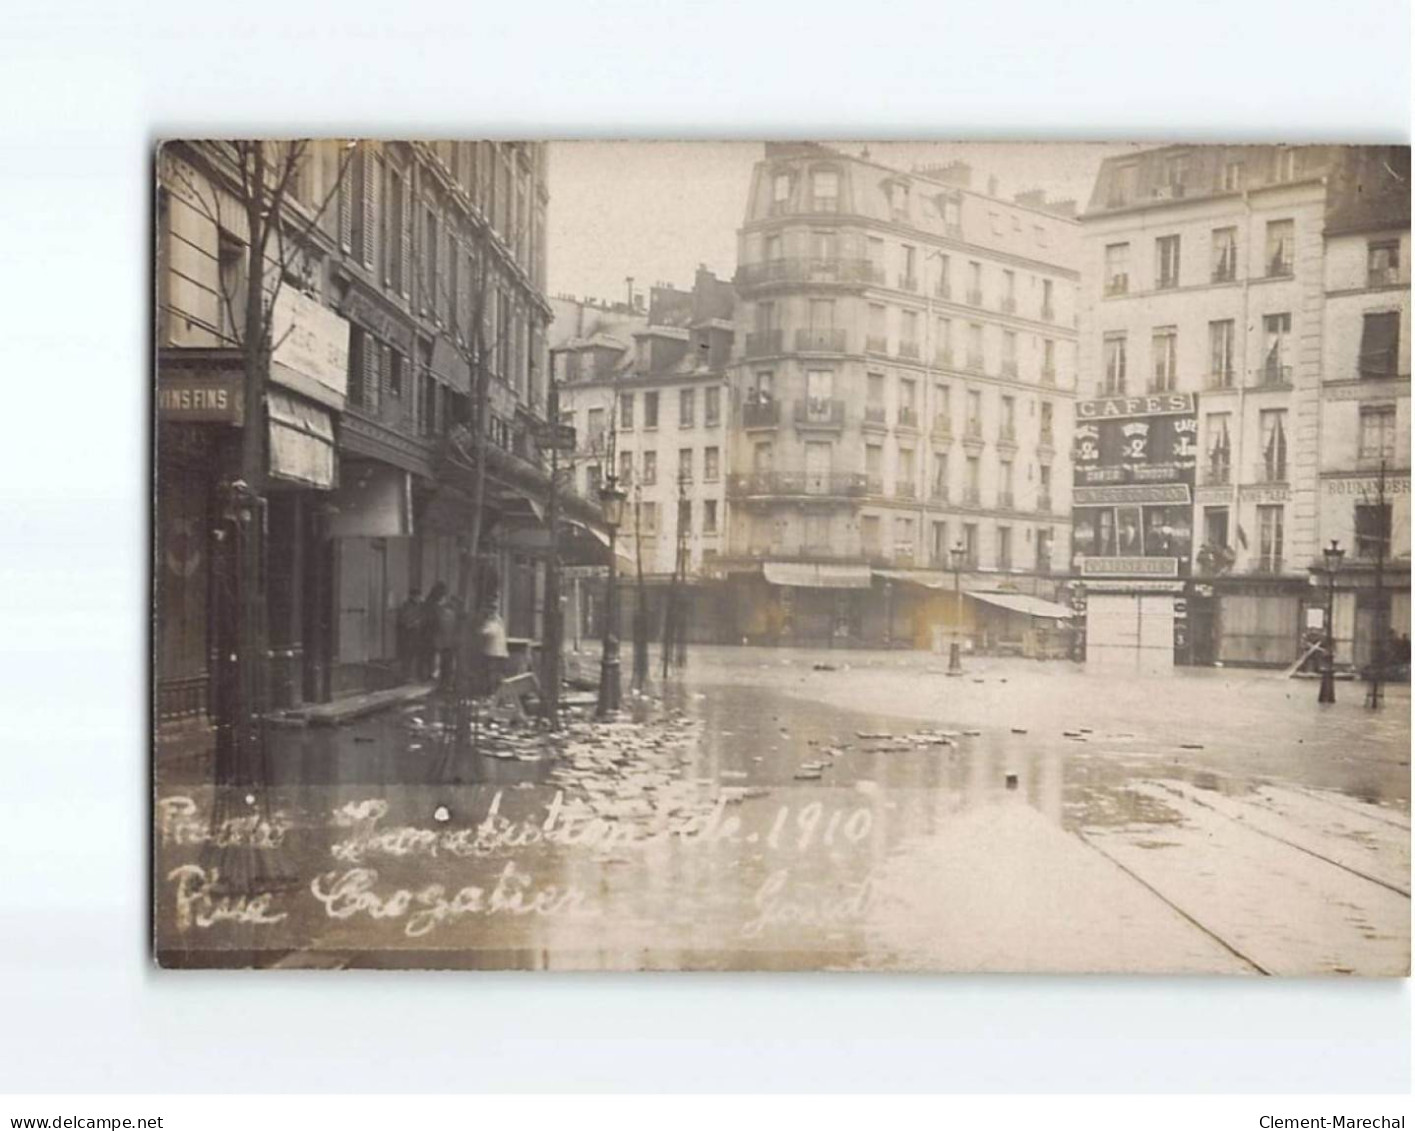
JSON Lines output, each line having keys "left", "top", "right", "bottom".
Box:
{"left": 811, "top": 168, "right": 840, "bottom": 212}
{"left": 771, "top": 171, "right": 792, "bottom": 213}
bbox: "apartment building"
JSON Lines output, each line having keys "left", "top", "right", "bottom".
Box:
{"left": 155, "top": 140, "right": 580, "bottom": 746}
{"left": 723, "top": 142, "right": 1079, "bottom": 648}
{"left": 554, "top": 269, "right": 736, "bottom": 643}
{"left": 1075, "top": 144, "right": 1406, "bottom": 668}
{"left": 1317, "top": 146, "right": 1411, "bottom": 670}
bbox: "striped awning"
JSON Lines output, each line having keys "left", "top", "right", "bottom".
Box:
{"left": 969, "top": 591, "right": 1075, "bottom": 619}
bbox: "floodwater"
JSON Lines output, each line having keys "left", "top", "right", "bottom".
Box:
{"left": 153, "top": 647, "right": 1411, "bottom": 974}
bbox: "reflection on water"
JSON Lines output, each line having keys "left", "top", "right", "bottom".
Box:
{"left": 154, "top": 648, "right": 1410, "bottom": 972}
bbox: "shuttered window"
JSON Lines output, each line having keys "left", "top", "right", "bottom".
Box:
{"left": 1359, "top": 311, "right": 1400, "bottom": 377}
{"left": 338, "top": 146, "right": 354, "bottom": 251}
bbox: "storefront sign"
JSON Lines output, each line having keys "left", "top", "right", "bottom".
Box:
{"left": 157, "top": 373, "right": 244, "bottom": 425}
{"left": 271, "top": 288, "right": 350, "bottom": 410}
{"left": 1076, "top": 392, "right": 1196, "bottom": 420}
{"left": 1323, "top": 475, "right": 1410, "bottom": 496}
{"left": 1194, "top": 486, "right": 1232, "bottom": 506}
{"left": 1081, "top": 556, "right": 1179, "bottom": 578}
{"left": 1238, "top": 484, "right": 1292, "bottom": 503}
{"left": 1074, "top": 484, "right": 1191, "bottom": 506}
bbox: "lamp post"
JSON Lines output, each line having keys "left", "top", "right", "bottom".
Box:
{"left": 883, "top": 579, "right": 894, "bottom": 648}
{"left": 596, "top": 475, "right": 627, "bottom": 717}
{"left": 1318, "top": 538, "right": 1344, "bottom": 705}
{"left": 947, "top": 541, "right": 966, "bottom": 676}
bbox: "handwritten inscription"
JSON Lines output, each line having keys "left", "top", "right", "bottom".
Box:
{"left": 158, "top": 796, "right": 291, "bottom": 849}
{"left": 167, "top": 865, "right": 289, "bottom": 932}
{"left": 310, "top": 863, "right": 593, "bottom": 938}
{"left": 742, "top": 869, "right": 876, "bottom": 938}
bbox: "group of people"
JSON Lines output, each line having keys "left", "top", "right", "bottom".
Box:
{"left": 395, "top": 580, "right": 511, "bottom": 695}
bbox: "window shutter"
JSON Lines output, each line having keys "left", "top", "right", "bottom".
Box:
{"left": 365, "top": 338, "right": 381, "bottom": 412}
{"left": 361, "top": 153, "right": 377, "bottom": 271}
{"left": 338, "top": 149, "right": 354, "bottom": 251}
{"left": 399, "top": 178, "right": 411, "bottom": 297}
{"left": 436, "top": 217, "right": 449, "bottom": 324}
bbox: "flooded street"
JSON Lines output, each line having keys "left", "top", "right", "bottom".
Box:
{"left": 154, "top": 647, "right": 1410, "bottom": 974}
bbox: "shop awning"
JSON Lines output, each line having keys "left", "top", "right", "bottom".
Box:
{"left": 267, "top": 391, "right": 335, "bottom": 489}
{"left": 968, "top": 591, "right": 1075, "bottom": 619}
{"left": 764, "top": 562, "right": 873, "bottom": 590}
{"left": 873, "top": 568, "right": 948, "bottom": 590}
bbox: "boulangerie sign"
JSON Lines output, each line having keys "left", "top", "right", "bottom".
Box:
{"left": 153, "top": 139, "right": 1410, "bottom": 974}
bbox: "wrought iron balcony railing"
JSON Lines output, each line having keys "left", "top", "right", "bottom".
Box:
{"left": 741, "top": 399, "right": 780, "bottom": 429}
{"left": 744, "top": 329, "right": 783, "bottom": 357}
{"left": 728, "top": 471, "right": 869, "bottom": 498}
{"left": 793, "top": 398, "right": 846, "bottom": 428}
{"left": 795, "top": 327, "right": 848, "bottom": 352}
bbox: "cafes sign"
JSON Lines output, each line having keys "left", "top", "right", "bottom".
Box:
{"left": 158, "top": 371, "right": 244, "bottom": 426}
{"left": 1076, "top": 392, "right": 1196, "bottom": 420}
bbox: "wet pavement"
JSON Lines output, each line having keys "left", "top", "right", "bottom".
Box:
{"left": 154, "top": 646, "right": 1410, "bottom": 974}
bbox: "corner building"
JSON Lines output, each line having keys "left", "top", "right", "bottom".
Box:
{"left": 724, "top": 143, "right": 1079, "bottom": 649}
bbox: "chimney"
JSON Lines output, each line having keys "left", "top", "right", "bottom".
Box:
{"left": 920, "top": 160, "right": 972, "bottom": 188}
{"left": 1014, "top": 188, "right": 1047, "bottom": 208}
{"left": 625, "top": 276, "right": 635, "bottom": 310}
{"left": 987, "top": 175, "right": 999, "bottom": 197}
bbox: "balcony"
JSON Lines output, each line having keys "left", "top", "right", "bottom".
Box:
{"left": 1212, "top": 264, "right": 1236, "bottom": 284}
{"left": 964, "top": 420, "right": 983, "bottom": 442}
{"left": 1265, "top": 257, "right": 1294, "bottom": 279}
{"left": 1202, "top": 465, "right": 1231, "bottom": 486}
{"left": 1254, "top": 461, "right": 1287, "bottom": 485}
{"left": 735, "top": 257, "right": 879, "bottom": 288}
{"left": 897, "top": 340, "right": 921, "bottom": 360}
{"left": 934, "top": 348, "right": 955, "bottom": 368}
{"left": 745, "top": 329, "right": 783, "bottom": 357}
{"left": 1039, "top": 427, "right": 1055, "bottom": 450}
{"left": 998, "top": 491, "right": 1015, "bottom": 510}
{"left": 931, "top": 415, "right": 952, "bottom": 441}
{"left": 965, "top": 352, "right": 985, "bottom": 373}
{"left": 1041, "top": 303, "right": 1055, "bottom": 322}
{"left": 936, "top": 281, "right": 953, "bottom": 301}
{"left": 865, "top": 474, "right": 884, "bottom": 496}
{"left": 895, "top": 482, "right": 917, "bottom": 500}
{"left": 997, "top": 424, "right": 1018, "bottom": 446}
{"left": 963, "top": 486, "right": 982, "bottom": 507}
{"left": 808, "top": 196, "right": 840, "bottom": 214}
{"left": 1253, "top": 556, "right": 1285, "bottom": 575}
{"left": 1001, "top": 296, "right": 1017, "bottom": 315}
{"left": 1104, "top": 275, "right": 1128, "bottom": 297}
{"left": 1001, "top": 359, "right": 1019, "bottom": 378}
{"left": 727, "top": 471, "right": 868, "bottom": 499}
{"left": 741, "top": 399, "right": 780, "bottom": 430}
{"left": 930, "top": 484, "right": 950, "bottom": 503}
{"left": 1258, "top": 363, "right": 1292, "bottom": 387}
{"left": 863, "top": 404, "right": 887, "bottom": 428}
{"left": 1207, "top": 369, "right": 1235, "bottom": 391}
{"left": 897, "top": 406, "right": 919, "bottom": 429}
{"left": 966, "top": 288, "right": 984, "bottom": 306}
{"left": 898, "top": 274, "right": 919, "bottom": 293}
{"left": 1359, "top": 348, "right": 1399, "bottom": 379}
{"left": 1369, "top": 266, "right": 1401, "bottom": 288}
{"left": 793, "top": 397, "right": 846, "bottom": 430}
{"left": 795, "top": 327, "right": 848, "bottom": 353}
{"left": 1040, "top": 365, "right": 1056, "bottom": 386}
{"left": 865, "top": 335, "right": 889, "bottom": 355}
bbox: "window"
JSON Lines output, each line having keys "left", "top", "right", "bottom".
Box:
{"left": 889, "top": 181, "right": 910, "bottom": 217}
{"left": 1163, "top": 152, "right": 1189, "bottom": 192}
{"left": 1042, "top": 278, "right": 1055, "bottom": 319}
{"left": 752, "top": 371, "right": 774, "bottom": 400}
{"left": 643, "top": 390, "right": 659, "bottom": 429}
{"left": 752, "top": 441, "right": 773, "bottom": 474}
{"left": 963, "top": 522, "right": 978, "bottom": 565}
{"left": 806, "top": 369, "right": 834, "bottom": 421}
{"left": 968, "top": 261, "right": 983, "bottom": 304}
{"left": 1359, "top": 312, "right": 1401, "bottom": 377}
{"left": 703, "top": 499, "right": 718, "bottom": 534}
{"left": 1257, "top": 505, "right": 1284, "bottom": 571}
{"left": 1002, "top": 269, "right": 1016, "bottom": 310}
{"left": 899, "top": 377, "right": 917, "bottom": 412}
{"left": 1222, "top": 160, "right": 1244, "bottom": 192}
{"left": 900, "top": 310, "right": 918, "bottom": 353}
{"left": 1209, "top": 320, "right": 1236, "bottom": 387}
{"left": 586, "top": 407, "right": 606, "bottom": 448}
{"left": 772, "top": 172, "right": 791, "bottom": 205}
{"left": 754, "top": 300, "right": 777, "bottom": 332}
{"left": 1001, "top": 330, "right": 1017, "bottom": 376}
{"left": 1104, "top": 243, "right": 1129, "bottom": 294}
{"left": 897, "top": 447, "right": 916, "bottom": 495}
{"left": 943, "top": 196, "right": 961, "bottom": 229}
{"left": 641, "top": 450, "right": 657, "bottom": 485}
{"left": 640, "top": 502, "right": 658, "bottom": 535}
{"left": 932, "top": 452, "right": 949, "bottom": 499}
{"left": 867, "top": 303, "right": 886, "bottom": 351}
{"left": 866, "top": 372, "right": 885, "bottom": 423}
{"left": 619, "top": 450, "right": 634, "bottom": 485}
{"left": 703, "top": 446, "right": 720, "bottom": 482}
{"left": 387, "top": 169, "right": 407, "bottom": 293}
{"left": 811, "top": 168, "right": 840, "bottom": 211}
{"left": 585, "top": 463, "right": 601, "bottom": 496}
{"left": 893, "top": 517, "right": 916, "bottom": 558}
{"left": 678, "top": 388, "right": 695, "bottom": 428}
{"left": 1038, "top": 464, "right": 1052, "bottom": 509}
{"left": 933, "top": 521, "right": 949, "bottom": 565}
{"left": 1273, "top": 148, "right": 1296, "bottom": 183}
{"left": 216, "top": 233, "right": 246, "bottom": 345}
{"left": 704, "top": 386, "right": 721, "bottom": 426}
{"left": 810, "top": 231, "right": 838, "bottom": 264}
{"left": 997, "top": 526, "right": 1013, "bottom": 570}
{"left": 677, "top": 499, "right": 692, "bottom": 534}
{"left": 1155, "top": 235, "right": 1180, "bottom": 289}
{"left": 1108, "top": 164, "right": 1138, "bottom": 207}
{"left": 936, "top": 317, "right": 953, "bottom": 362}
{"left": 867, "top": 237, "right": 885, "bottom": 276}
{"left": 1260, "top": 409, "right": 1288, "bottom": 482}
{"left": 1103, "top": 333, "right": 1128, "bottom": 394}
{"left": 1262, "top": 313, "right": 1292, "bottom": 384}
{"left": 934, "top": 254, "right": 951, "bottom": 298}
{"left": 1265, "top": 220, "right": 1294, "bottom": 276}
{"left": 1151, "top": 326, "right": 1178, "bottom": 392}
{"left": 1036, "top": 526, "right": 1053, "bottom": 572}
{"left": 1042, "top": 338, "right": 1056, "bottom": 382}
{"left": 1040, "top": 399, "right": 1054, "bottom": 442}
{"left": 967, "top": 323, "right": 984, "bottom": 370}
{"left": 989, "top": 211, "right": 1003, "bottom": 236}
{"left": 1000, "top": 395, "right": 1015, "bottom": 439}
{"left": 1206, "top": 413, "right": 1232, "bottom": 482}
{"left": 388, "top": 350, "right": 404, "bottom": 398}
{"left": 865, "top": 443, "right": 884, "bottom": 489}
{"left": 421, "top": 370, "right": 439, "bottom": 437}
{"left": 1359, "top": 406, "right": 1397, "bottom": 461}
{"left": 1203, "top": 507, "right": 1230, "bottom": 550}
{"left": 900, "top": 244, "right": 916, "bottom": 287}
{"left": 861, "top": 516, "right": 882, "bottom": 557}
{"left": 1368, "top": 241, "right": 1401, "bottom": 287}
{"left": 998, "top": 459, "right": 1014, "bottom": 506}
{"left": 423, "top": 206, "right": 439, "bottom": 311}
{"left": 965, "top": 455, "right": 981, "bottom": 503}
{"left": 934, "top": 383, "right": 951, "bottom": 432}
{"left": 966, "top": 389, "right": 982, "bottom": 437}
{"left": 1356, "top": 503, "right": 1391, "bottom": 560}
{"left": 1211, "top": 227, "right": 1237, "bottom": 282}
{"left": 620, "top": 393, "right": 634, "bottom": 429}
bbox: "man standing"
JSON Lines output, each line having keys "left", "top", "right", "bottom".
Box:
{"left": 396, "top": 587, "right": 424, "bottom": 683}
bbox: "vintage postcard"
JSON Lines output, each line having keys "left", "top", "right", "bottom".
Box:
{"left": 153, "top": 140, "right": 1410, "bottom": 972}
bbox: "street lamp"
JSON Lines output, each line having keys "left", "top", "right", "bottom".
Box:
{"left": 596, "top": 475, "right": 628, "bottom": 717}
{"left": 883, "top": 579, "right": 894, "bottom": 648}
{"left": 947, "top": 541, "right": 966, "bottom": 676}
{"left": 1319, "top": 538, "right": 1344, "bottom": 705}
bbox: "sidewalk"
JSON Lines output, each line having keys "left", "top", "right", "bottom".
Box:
{"left": 270, "top": 681, "right": 436, "bottom": 727}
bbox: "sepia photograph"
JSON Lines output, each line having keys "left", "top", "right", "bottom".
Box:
{"left": 151, "top": 138, "right": 1411, "bottom": 974}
